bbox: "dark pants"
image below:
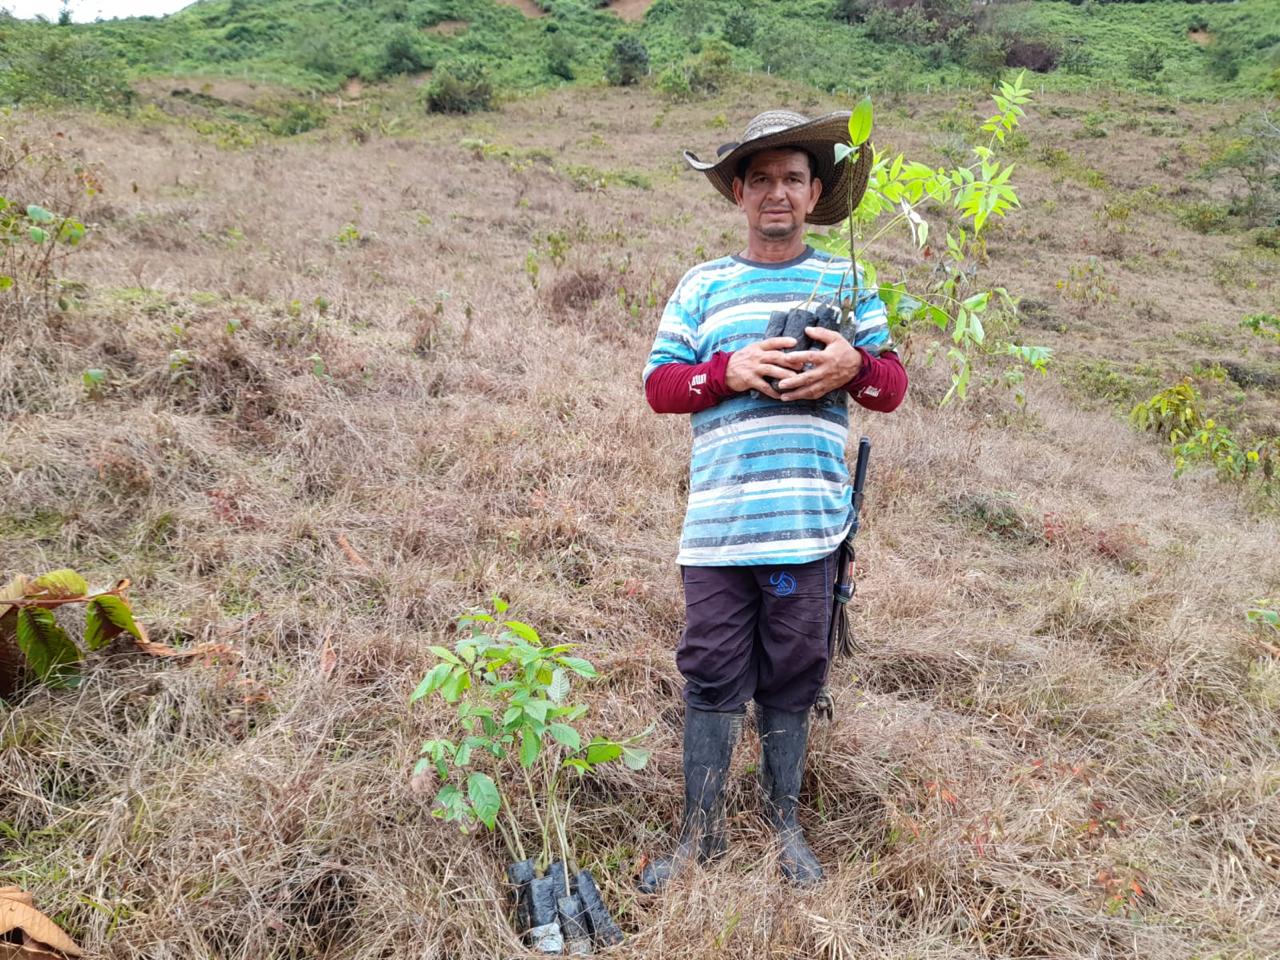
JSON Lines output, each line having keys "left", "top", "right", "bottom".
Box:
{"left": 677, "top": 551, "right": 835, "bottom": 713}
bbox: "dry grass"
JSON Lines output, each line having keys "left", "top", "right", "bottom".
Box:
{"left": 2, "top": 78, "right": 1279, "bottom": 959}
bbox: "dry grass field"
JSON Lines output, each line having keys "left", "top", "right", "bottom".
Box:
{"left": 2, "top": 76, "right": 1280, "bottom": 959}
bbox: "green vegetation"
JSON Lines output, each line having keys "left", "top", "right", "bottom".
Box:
{"left": 0, "top": 0, "right": 1277, "bottom": 109}
{"left": 0, "top": 570, "right": 146, "bottom": 696}
{"left": 1132, "top": 383, "right": 1279, "bottom": 503}
{"left": 809, "top": 74, "right": 1050, "bottom": 404}
{"left": 410, "top": 601, "right": 649, "bottom": 866}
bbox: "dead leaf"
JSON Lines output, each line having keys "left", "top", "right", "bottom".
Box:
{"left": 335, "top": 533, "right": 369, "bottom": 569}
{"left": 0, "top": 888, "right": 82, "bottom": 957}
{"left": 319, "top": 642, "right": 337, "bottom": 677}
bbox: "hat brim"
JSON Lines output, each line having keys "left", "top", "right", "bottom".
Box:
{"left": 683, "top": 112, "right": 872, "bottom": 227}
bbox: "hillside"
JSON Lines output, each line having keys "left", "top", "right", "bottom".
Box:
{"left": 2, "top": 44, "right": 1280, "bottom": 960}
{"left": 1, "top": 0, "right": 1278, "bottom": 101}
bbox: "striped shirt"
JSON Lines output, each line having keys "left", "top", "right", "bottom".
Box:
{"left": 643, "top": 246, "right": 890, "bottom": 567}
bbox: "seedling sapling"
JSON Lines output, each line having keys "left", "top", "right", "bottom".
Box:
{"left": 410, "top": 600, "right": 650, "bottom": 951}
{"left": 805, "top": 73, "right": 1051, "bottom": 405}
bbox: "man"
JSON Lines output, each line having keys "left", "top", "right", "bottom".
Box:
{"left": 638, "top": 110, "right": 907, "bottom": 891}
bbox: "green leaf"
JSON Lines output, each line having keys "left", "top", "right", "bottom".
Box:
{"left": 833, "top": 143, "right": 857, "bottom": 166}
{"left": 28, "top": 226, "right": 48, "bottom": 244}
{"left": 33, "top": 569, "right": 87, "bottom": 598}
{"left": 562, "top": 757, "right": 590, "bottom": 774}
{"left": 467, "top": 772, "right": 500, "bottom": 829}
{"left": 548, "top": 723, "right": 581, "bottom": 750}
{"left": 848, "top": 96, "right": 873, "bottom": 147}
{"left": 586, "top": 739, "right": 622, "bottom": 765}
{"left": 519, "top": 727, "right": 541, "bottom": 768}
{"left": 410, "top": 662, "right": 452, "bottom": 703}
{"left": 95, "top": 594, "right": 143, "bottom": 640}
{"left": 25, "top": 205, "right": 53, "bottom": 223}
{"left": 622, "top": 746, "right": 651, "bottom": 771}
{"left": 81, "top": 594, "right": 142, "bottom": 653}
{"left": 522, "top": 698, "right": 550, "bottom": 722}
{"left": 82, "top": 605, "right": 111, "bottom": 652}
{"left": 503, "top": 620, "right": 540, "bottom": 644}
{"left": 428, "top": 645, "right": 462, "bottom": 666}
{"left": 15, "top": 607, "right": 80, "bottom": 683}
{"left": 548, "top": 667, "right": 569, "bottom": 703}
{"left": 491, "top": 596, "right": 509, "bottom": 614}
{"left": 439, "top": 667, "right": 470, "bottom": 703}
{"left": 558, "top": 656, "right": 596, "bottom": 678}
{"left": 0, "top": 276, "right": 12, "bottom": 291}
{"left": 57, "top": 220, "right": 85, "bottom": 246}
{"left": 502, "top": 705, "right": 522, "bottom": 728}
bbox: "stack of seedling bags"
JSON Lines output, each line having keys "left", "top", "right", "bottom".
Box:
{"left": 507, "top": 860, "right": 623, "bottom": 955}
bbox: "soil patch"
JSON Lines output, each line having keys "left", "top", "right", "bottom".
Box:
{"left": 606, "top": 0, "right": 656, "bottom": 22}
{"left": 495, "top": 0, "right": 546, "bottom": 18}
{"left": 1188, "top": 29, "right": 1213, "bottom": 46}
{"left": 425, "top": 19, "right": 469, "bottom": 35}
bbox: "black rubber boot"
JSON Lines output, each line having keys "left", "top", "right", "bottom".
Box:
{"left": 637, "top": 705, "right": 743, "bottom": 893}
{"left": 757, "top": 706, "right": 824, "bottom": 886}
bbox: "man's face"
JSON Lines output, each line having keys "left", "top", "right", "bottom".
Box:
{"left": 732, "top": 148, "right": 822, "bottom": 244}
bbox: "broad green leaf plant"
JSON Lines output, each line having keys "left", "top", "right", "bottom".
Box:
{"left": 1, "top": 569, "right": 146, "bottom": 697}
{"left": 0, "top": 198, "right": 87, "bottom": 317}
{"left": 807, "top": 73, "right": 1050, "bottom": 404}
{"left": 410, "top": 600, "right": 650, "bottom": 873}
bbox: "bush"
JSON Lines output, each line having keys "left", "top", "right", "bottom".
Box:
{"left": 0, "top": 32, "right": 133, "bottom": 109}
{"left": 1005, "top": 37, "right": 1059, "bottom": 73}
{"left": 606, "top": 36, "right": 648, "bottom": 87}
{"left": 1126, "top": 42, "right": 1165, "bottom": 79}
{"left": 964, "top": 33, "right": 1008, "bottom": 81}
{"left": 425, "top": 60, "right": 493, "bottom": 114}
{"left": 657, "top": 39, "right": 734, "bottom": 103}
{"left": 723, "top": 10, "right": 756, "bottom": 47}
{"left": 380, "top": 27, "right": 429, "bottom": 78}
{"left": 546, "top": 31, "right": 575, "bottom": 81}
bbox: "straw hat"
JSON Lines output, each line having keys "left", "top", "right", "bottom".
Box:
{"left": 683, "top": 110, "right": 873, "bottom": 226}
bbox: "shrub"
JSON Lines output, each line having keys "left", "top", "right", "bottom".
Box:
{"left": 425, "top": 60, "right": 493, "bottom": 114}
{"left": 546, "top": 32, "right": 575, "bottom": 81}
{"left": 606, "top": 36, "right": 648, "bottom": 86}
{"left": 1125, "top": 42, "right": 1164, "bottom": 79}
{"left": 723, "top": 10, "right": 756, "bottom": 47}
{"left": 380, "top": 27, "right": 429, "bottom": 78}
{"left": 656, "top": 39, "right": 734, "bottom": 103}
{"left": 1005, "top": 37, "right": 1059, "bottom": 73}
{"left": 0, "top": 32, "right": 133, "bottom": 109}
{"left": 964, "top": 33, "right": 1009, "bottom": 81}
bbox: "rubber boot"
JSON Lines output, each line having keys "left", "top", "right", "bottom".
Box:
{"left": 756, "top": 706, "right": 824, "bottom": 886}
{"left": 637, "top": 705, "right": 743, "bottom": 893}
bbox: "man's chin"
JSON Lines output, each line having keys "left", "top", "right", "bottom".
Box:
{"left": 759, "top": 223, "right": 799, "bottom": 240}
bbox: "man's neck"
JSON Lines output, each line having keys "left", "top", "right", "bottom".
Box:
{"left": 741, "top": 234, "right": 807, "bottom": 263}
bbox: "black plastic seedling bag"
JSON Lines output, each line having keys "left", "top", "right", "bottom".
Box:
{"left": 526, "top": 874, "right": 564, "bottom": 953}
{"left": 761, "top": 304, "right": 843, "bottom": 392}
{"left": 574, "top": 869, "right": 624, "bottom": 947}
{"left": 506, "top": 858, "right": 537, "bottom": 935}
{"left": 557, "top": 893, "right": 592, "bottom": 957}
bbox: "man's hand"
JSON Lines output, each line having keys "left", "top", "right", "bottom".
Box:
{"left": 776, "top": 326, "right": 862, "bottom": 401}
{"left": 725, "top": 336, "right": 805, "bottom": 400}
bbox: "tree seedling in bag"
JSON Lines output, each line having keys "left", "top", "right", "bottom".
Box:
{"left": 410, "top": 600, "right": 650, "bottom": 952}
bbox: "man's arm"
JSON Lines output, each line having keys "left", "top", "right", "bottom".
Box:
{"left": 843, "top": 348, "right": 907, "bottom": 412}
{"left": 645, "top": 337, "right": 804, "bottom": 414}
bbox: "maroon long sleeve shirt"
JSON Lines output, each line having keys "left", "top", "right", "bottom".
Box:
{"left": 644, "top": 347, "right": 908, "bottom": 415}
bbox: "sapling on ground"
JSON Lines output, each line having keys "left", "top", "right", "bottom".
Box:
{"left": 806, "top": 72, "right": 1051, "bottom": 405}
{"left": 410, "top": 600, "right": 650, "bottom": 952}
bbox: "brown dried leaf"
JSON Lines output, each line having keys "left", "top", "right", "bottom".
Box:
{"left": 0, "top": 889, "right": 82, "bottom": 957}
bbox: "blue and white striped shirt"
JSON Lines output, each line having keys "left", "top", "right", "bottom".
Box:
{"left": 644, "top": 246, "right": 890, "bottom": 567}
